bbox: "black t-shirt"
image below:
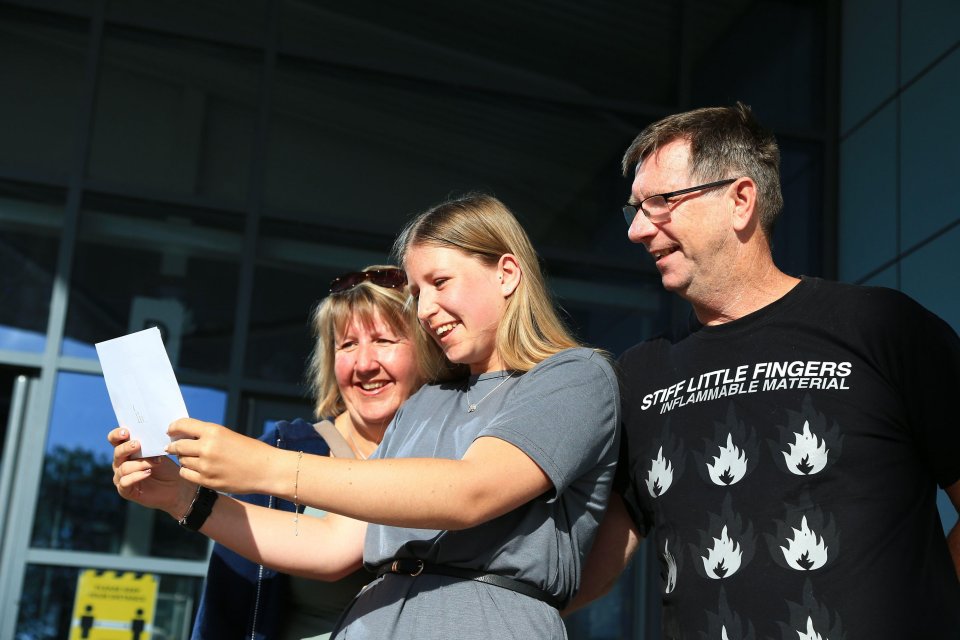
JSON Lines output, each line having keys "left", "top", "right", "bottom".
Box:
{"left": 616, "top": 277, "right": 960, "bottom": 639}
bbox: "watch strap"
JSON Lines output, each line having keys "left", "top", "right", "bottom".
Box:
{"left": 178, "top": 486, "right": 218, "bottom": 531}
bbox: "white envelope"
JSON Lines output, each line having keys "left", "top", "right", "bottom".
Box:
{"left": 96, "top": 327, "right": 189, "bottom": 458}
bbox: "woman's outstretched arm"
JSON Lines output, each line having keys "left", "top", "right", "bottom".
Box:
{"left": 165, "top": 419, "right": 553, "bottom": 531}
{"left": 110, "top": 427, "right": 365, "bottom": 580}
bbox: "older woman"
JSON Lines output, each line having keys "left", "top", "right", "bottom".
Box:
{"left": 189, "top": 265, "right": 445, "bottom": 639}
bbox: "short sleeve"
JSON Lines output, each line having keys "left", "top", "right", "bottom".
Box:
{"left": 479, "top": 348, "right": 620, "bottom": 496}
{"left": 892, "top": 298, "right": 960, "bottom": 488}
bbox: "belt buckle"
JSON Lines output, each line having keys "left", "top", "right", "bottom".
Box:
{"left": 391, "top": 559, "right": 424, "bottom": 576}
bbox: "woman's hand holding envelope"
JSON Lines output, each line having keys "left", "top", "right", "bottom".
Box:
{"left": 164, "top": 417, "right": 280, "bottom": 495}
{"left": 109, "top": 427, "right": 196, "bottom": 518}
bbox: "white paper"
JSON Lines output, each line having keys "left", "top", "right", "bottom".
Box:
{"left": 96, "top": 327, "right": 189, "bottom": 458}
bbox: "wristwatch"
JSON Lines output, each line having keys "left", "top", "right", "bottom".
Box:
{"left": 177, "top": 486, "right": 219, "bottom": 531}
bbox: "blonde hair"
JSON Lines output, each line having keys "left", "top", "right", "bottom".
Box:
{"left": 392, "top": 194, "right": 580, "bottom": 373}
{"left": 307, "top": 265, "right": 446, "bottom": 418}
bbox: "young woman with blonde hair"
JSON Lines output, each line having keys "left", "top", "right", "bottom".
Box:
{"left": 110, "top": 194, "right": 619, "bottom": 640}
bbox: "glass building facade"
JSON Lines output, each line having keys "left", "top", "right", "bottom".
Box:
{"left": 838, "top": 0, "right": 960, "bottom": 541}
{"left": 0, "top": 1, "right": 954, "bottom": 638}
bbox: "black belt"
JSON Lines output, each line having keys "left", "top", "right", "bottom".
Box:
{"left": 375, "top": 558, "right": 562, "bottom": 609}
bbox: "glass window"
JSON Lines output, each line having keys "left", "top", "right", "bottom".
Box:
{"left": 838, "top": 103, "right": 897, "bottom": 283}
{"left": 87, "top": 27, "right": 259, "bottom": 206}
{"left": 278, "top": 1, "right": 674, "bottom": 105}
{"left": 900, "top": 48, "right": 960, "bottom": 250}
{"left": 263, "top": 55, "right": 631, "bottom": 258}
{"left": 565, "top": 543, "right": 665, "bottom": 640}
{"left": 63, "top": 194, "right": 243, "bottom": 374}
{"left": 774, "top": 139, "right": 824, "bottom": 278}
{"left": 840, "top": 0, "right": 898, "bottom": 132}
{"left": 8, "top": 0, "right": 93, "bottom": 15}
{"left": 565, "top": 562, "right": 639, "bottom": 639}
{"left": 31, "top": 371, "right": 226, "bottom": 559}
{"left": 16, "top": 564, "right": 201, "bottom": 640}
{"left": 901, "top": 0, "right": 960, "bottom": 83}
{"left": 691, "top": 1, "right": 827, "bottom": 132}
{"left": 0, "top": 181, "right": 64, "bottom": 354}
{"left": 554, "top": 274, "right": 668, "bottom": 356}
{"left": 106, "top": 0, "right": 268, "bottom": 45}
{"left": 0, "top": 7, "right": 87, "bottom": 178}
{"left": 260, "top": 53, "right": 664, "bottom": 359}
{"left": 245, "top": 218, "right": 389, "bottom": 383}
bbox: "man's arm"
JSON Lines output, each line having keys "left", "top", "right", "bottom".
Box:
{"left": 946, "top": 479, "right": 960, "bottom": 580}
{"left": 564, "top": 493, "right": 643, "bottom": 615}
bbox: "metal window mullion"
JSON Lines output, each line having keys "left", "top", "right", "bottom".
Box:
{"left": 0, "top": 2, "right": 106, "bottom": 635}
{"left": 822, "top": 0, "right": 841, "bottom": 280}
{"left": 674, "top": 0, "right": 690, "bottom": 110}
{"left": 24, "top": 548, "right": 207, "bottom": 578}
{"left": 894, "top": 0, "right": 902, "bottom": 289}
{"left": 0, "top": 376, "right": 29, "bottom": 557}
{"left": 224, "top": 0, "right": 280, "bottom": 431}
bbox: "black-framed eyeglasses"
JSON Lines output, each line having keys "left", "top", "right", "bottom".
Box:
{"left": 622, "top": 178, "right": 738, "bottom": 225}
{"left": 329, "top": 268, "right": 407, "bottom": 294}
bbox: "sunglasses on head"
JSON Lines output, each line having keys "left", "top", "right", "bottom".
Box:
{"left": 329, "top": 268, "right": 407, "bottom": 294}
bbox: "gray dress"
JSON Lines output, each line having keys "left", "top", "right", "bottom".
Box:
{"left": 332, "top": 348, "right": 620, "bottom": 640}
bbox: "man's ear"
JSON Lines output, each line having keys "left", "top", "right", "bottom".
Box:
{"left": 730, "top": 177, "right": 758, "bottom": 233}
{"left": 497, "top": 254, "right": 522, "bottom": 297}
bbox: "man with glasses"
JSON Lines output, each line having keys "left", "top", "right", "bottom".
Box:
{"left": 570, "top": 103, "right": 960, "bottom": 637}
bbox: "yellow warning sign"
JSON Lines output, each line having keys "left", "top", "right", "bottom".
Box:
{"left": 69, "top": 570, "right": 158, "bottom": 640}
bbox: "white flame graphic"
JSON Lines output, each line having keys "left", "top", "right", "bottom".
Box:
{"left": 782, "top": 421, "right": 829, "bottom": 475}
{"left": 707, "top": 433, "right": 747, "bottom": 485}
{"left": 645, "top": 446, "right": 674, "bottom": 497}
{"left": 780, "top": 515, "right": 828, "bottom": 570}
{"left": 797, "top": 616, "right": 826, "bottom": 640}
{"left": 721, "top": 626, "right": 729, "bottom": 640}
{"left": 663, "top": 539, "right": 677, "bottom": 594}
{"left": 701, "top": 525, "right": 742, "bottom": 579}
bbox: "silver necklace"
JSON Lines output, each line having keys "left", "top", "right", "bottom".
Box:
{"left": 346, "top": 427, "right": 369, "bottom": 460}
{"left": 465, "top": 371, "right": 515, "bottom": 413}
{"left": 346, "top": 423, "right": 386, "bottom": 460}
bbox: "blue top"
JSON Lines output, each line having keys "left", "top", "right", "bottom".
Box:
{"left": 191, "top": 418, "right": 335, "bottom": 640}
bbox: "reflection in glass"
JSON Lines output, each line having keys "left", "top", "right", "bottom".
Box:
{"left": 107, "top": 0, "right": 267, "bottom": 44}
{"left": 246, "top": 219, "right": 377, "bottom": 383}
{"left": 0, "top": 183, "right": 64, "bottom": 354}
{"left": 0, "top": 9, "right": 87, "bottom": 176}
{"left": 87, "top": 26, "right": 259, "bottom": 205}
{"left": 63, "top": 194, "right": 242, "bottom": 374}
{"left": 263, "top": 56, "right": 628, "bottom": 253}
{"left": 16, "top": 564, "right": 202, "bottom": 640}
{"left": 563, "top": 298, "right": 663, "bottom": 358}
{"left": 278, "top": 1, "right": 670, "bottom": 104}
{"left": 689, "top": 1, "right": 827, "bottom": 132}
{"left": 774, "top": 139, "right": 824, "bottom": 279}
{"left": 31, "top": 371, "right": 226, "bottom": 560}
